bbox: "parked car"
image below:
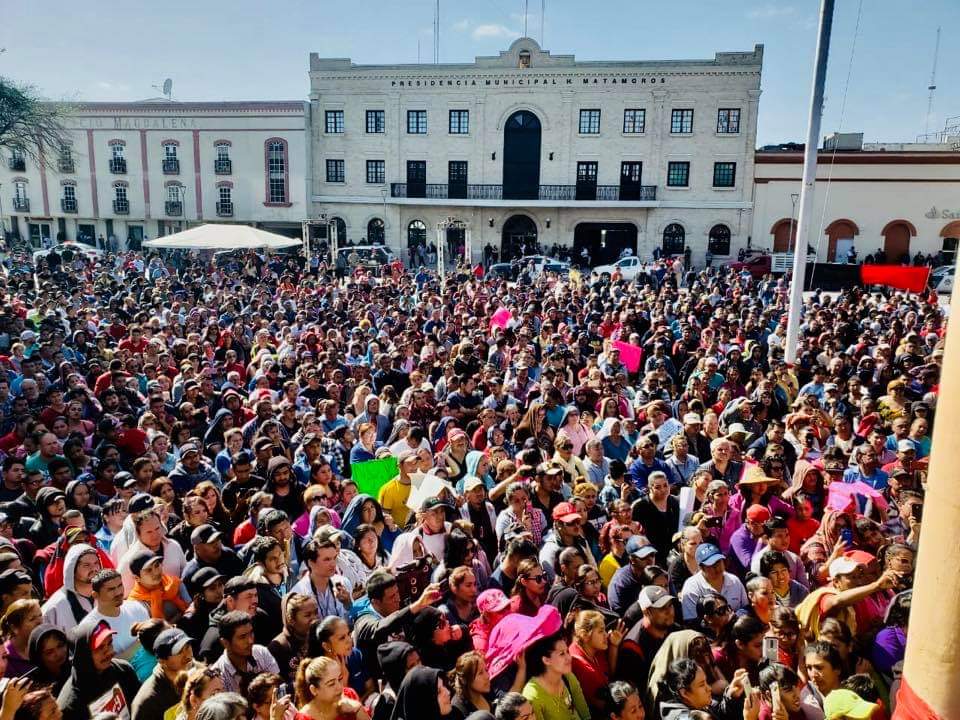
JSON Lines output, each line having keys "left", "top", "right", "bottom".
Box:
{"left": 592, "top": 255, "right": 642, "bottom": 281}
{"left": 487, "top": 263, "right": 516, "bottom": 280}
{"left": 932, "top": 265, "right": 954, "bottom": 294}
{"left": 338, "top": 244, "right": 398, "bottom": 270}
{"left": 542, "top": 261, "right": 570, "bottom": 276}
{"left": 724, "top": 252, "right": 816, "bottom": 279}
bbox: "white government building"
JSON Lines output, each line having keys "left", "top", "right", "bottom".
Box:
{"left": 1, "top": 101, "right": 308, "bottom": 248}
{"left": 307, "top": 38, "right": 763, "bottom": 265}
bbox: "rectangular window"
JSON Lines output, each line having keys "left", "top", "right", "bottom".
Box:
{"left": 667, "top": 161, "right": 690, "bottom": 187}
{"left": 13, "top": 182, "right": 26, "bottom": 200}
{"left": 267, "top": 141, "right": 286, "bottom": 203}
{"left": 325, "top": 110, "right": 344, "bottom": 134}
{"left": 366, "top": 110, "right": 385, "bottom": 134}
{"left": 166, "top": 186, "right": 180, "bottom": 203}
{"left": 713, "top": 162, "right": 736, "bottom": 187}
{"left": 115, "top": 185, "right": 128, "bottom": 201}
{"left": 579, "top": 109, "right": 601, "bottom": 134}
{"left": 407, "top": 110, "right": 427, "bottom": 134}
{"left": 163, "top": 144, "right": 177, "bottom": 159}
{"left": 366, "top": 160, "right": 385, "bottom": 184}
{"left": 670, "top": 109, "right": 694, "bottom": 134}
{"left": 449, "top": 110, "right": 469, "bottom": 134}
{"left": 623, "top": 109, "right": 646, "bottom": 134}
{"left": 448, "top": 161, "right": 468, "bottom": 199}
{"left": 326, "top": 159, "right": 345, "bottom": 183}
{"left": 219, "top": 186, "right": 231, "bottom": 203}
{"left": 717, "top": 108, "right": 741, "bottom": 134}
{"left": 111, "top": 144, "right": 124, "bottom": 159}
{"left": 63, "top": 185, "right": 76, "bottom": 201}
{"left": 215, "top": 144, "right": 230, "bottom": 161}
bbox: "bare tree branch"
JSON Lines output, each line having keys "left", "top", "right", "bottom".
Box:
{"left": 0, "top": 76, "right": 72, "bottom": 166}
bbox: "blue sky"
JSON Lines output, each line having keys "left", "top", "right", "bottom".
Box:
{"left": 2, "top": 0, "right": 957, "bottom": 146}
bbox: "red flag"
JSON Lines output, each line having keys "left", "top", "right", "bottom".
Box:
{"left": 860, "top": 264, "right": 930, "bottom": 293}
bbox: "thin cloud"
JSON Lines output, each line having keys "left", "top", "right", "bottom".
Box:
{"left": 746, "top": 4, "right": 796, "bottom": 19}
{"left": 472, "top": 23, "right": 520, "bottom": 39}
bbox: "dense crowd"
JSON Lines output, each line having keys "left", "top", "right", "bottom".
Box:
{"left": 0, "top": 242, "right": 941, "bottom": 720}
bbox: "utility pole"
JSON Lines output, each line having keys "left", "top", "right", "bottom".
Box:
{"left": 524, "top": 0, "right": 528, "bottom": 37}
{"left": 784, "top": 0, "right": 835, "bottom": 363}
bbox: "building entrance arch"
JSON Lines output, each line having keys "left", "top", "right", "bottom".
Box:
{"left": 572, "top": 223, "right": 638, "bottom": 267}
{"left": 501, "top": 214, "right": 538, "bottom": 261}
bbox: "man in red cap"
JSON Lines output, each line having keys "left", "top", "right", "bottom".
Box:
{"left": 727, "top": 503, "right": 771, "bottom": 577}
{"left": 538, "top": 500, "right": 596, "bottom": 583}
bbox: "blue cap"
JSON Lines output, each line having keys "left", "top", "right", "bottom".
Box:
{"left": 626, "top": 536, "right": 658, "bottom": 559}
{"left": 695, "top": 543, "right": 725, "bottom": 567}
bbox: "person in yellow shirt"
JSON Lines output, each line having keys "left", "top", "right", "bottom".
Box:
{"left": 377, "top": 450, "right": 418, "bottom": 529}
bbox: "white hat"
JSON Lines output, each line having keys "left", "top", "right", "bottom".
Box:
{"left": 727, "top": 423, "right": 748, "bottom": 437}
{"left": 683, "top": 413, "right": 703, "bottom": 425}
{"left": 828, "top": 557, "right": 860, "bottom": 579}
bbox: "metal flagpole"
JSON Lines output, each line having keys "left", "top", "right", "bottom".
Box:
{"left": 784, "top": 0, "right": 835, "bottom": 363}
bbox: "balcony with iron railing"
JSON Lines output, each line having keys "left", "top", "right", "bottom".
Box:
{"left": 8, "top": 157, "right": 25, "bottom": 172}
{"left": 216, "top": 201, "right": 234, "bottom": 217}
{"left": 109, "top": 158, "right": 127, "bottom": 174}
{"left": 113, "top": 198, "right": 129, "bottom": 214}
{"left": 12, "top": 197, "right": 29, "bottom": 212}
{"left": 61, "top": 197, "right": 78, "bottom": 213}
{"left": 389, "top": 183, "right": 657, "bottom": 202}
{"left": 58, "top": 158, "right": 75, "bottom": 173}
{"left": 214, "top": 158, "right": 232, "bottom": 174}
{"left": 162, "top": 158, "right": 180, "bottom": 174}
{"left": 165, "top": 201, "right": 183, "bottom": 216}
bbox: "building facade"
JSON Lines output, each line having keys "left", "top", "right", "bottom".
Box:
{"left": 1, "top": 101, "right": 308, "bottom": 249}
{"left": 308, "top": 38, "right": 762, "bottom": 265}
{"left": 752, "top": 139, "right": 960, "bottom": 264}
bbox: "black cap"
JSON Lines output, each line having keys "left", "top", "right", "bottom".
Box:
{"left": 128, "top": 550, "right": 162, "bottom": 577}
{"left": 190, "top": 524, "right": 223, "bottom": 546}
{"left": 421, "top": 496, "right": 453, "bottom": 512}
{"left": 128, "top": 493, "right": 156, "bottom": 514}
{"left": 153, "top": 628, "right": 192, "bottom": 659}
{"left": 0, "top": 569, "right": 33, "bottom": 595}
{"left": 223, "top": 576, "right": 257, "bottom": 597}
{"left": 186, "top": 567, "right": 223, "bottom": 596}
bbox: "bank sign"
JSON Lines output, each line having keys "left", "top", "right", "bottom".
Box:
{"left": 390, "top": 75, "right": 667, "bottom": 88}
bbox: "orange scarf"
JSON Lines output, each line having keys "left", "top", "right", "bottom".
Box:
{"left": 128, "top": 575, "right": 188, "bottom": 619}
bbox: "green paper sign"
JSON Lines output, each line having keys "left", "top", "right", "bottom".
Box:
{"left": 351, "top": 456, "right": 399, "bottom": 498}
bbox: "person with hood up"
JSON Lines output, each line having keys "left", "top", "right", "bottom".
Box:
{"left": 39, "top": 525, "right": 114, "bottom": 596}
{"left": 339, "top": 494, "right": 400, "bottom": 554}
{"left": 202, "top": 409, "right": 235, "bottom": 458}
{"left": 366, "top": 642, "right": 420, "bottom": 720}
{"left": 389, "top": 665, "right": 454, "bottom": 720}
{"left": 117, "top": 509, "right": 187, "bottom": 593}
{"left": 40, "top": 543, "right": 100, "bottom": 630}
{"left": 352, "top": 395, "right": 392, "bottom": 444}
{"left": 25, "top": 487, "right": 67, "bottom": 549}
{"left": 26, "top": 623, "right": 70, "bottom": 695}
{"left": 57, "top": 620, "right": 140, "bottom": 720}
{"left": 262, "top": 456, "right": 304, "bottom": 521}
{"left": 64, "top": 480, "right": 101, "bottom": 535}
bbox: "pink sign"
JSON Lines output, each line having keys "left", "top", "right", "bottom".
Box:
{"left": 612, "top": 340, "right": 643, "bottom": 373}
{"left": 490, "top": 308, "right": 511, "bottom": 330}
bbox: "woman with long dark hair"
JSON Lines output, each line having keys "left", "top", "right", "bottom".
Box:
{"left": 521, "top": 632, "right": 590, "bottom": 720}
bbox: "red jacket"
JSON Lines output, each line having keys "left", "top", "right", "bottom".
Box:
{"left": 39, "top": 532, "right": 114, "bottom": 597}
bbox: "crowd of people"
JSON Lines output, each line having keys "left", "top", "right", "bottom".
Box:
{"left": 0, "top": 240, "right": 940, "bottom": 720}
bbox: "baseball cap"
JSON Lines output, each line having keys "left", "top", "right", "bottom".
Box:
{"left": 552, "top": 502, "right": 581, "bottom": 524}
{"left": 186, "top": 567, "right": 223, "bottom": 596}
{"left": 683, "top": 413, "right": 703, "bottom": 425}
{"left": 223, "top": 576, "right": 258, "bottom": 597}
{"left": 638, "top": 585, "right": 675, "bottom": 611}
{"left": 746, "top": 505, "right": 772, "bottom": 523}
{"left": 190, "top": 524, "right": 223, "bottom": 546}
{"left": 726, "top": 423, "right": 748, "bottom": 437}
{"left": 421, "top": 496, "right": 453, "bottom": 512}
{"left": 695, "top": 543, "right": 725, "bottom": 567}
{"left": 823, "top": 689, "right": 877, "bottom": 720}
{"left": 314, "top": 525, "right": 345, "bottom": 544}
{"left": 128, "top": 550, "right": 162, "bottom": 577}
{"left": 896, "top": 439, "right": 916, "bottom": 453}
{"left": 128, "top": 493, "right": 156, "bottom": 514}
{"left": 154, "top": 628, "right": 192, "bottom": 659}
{"left": 626, "top": 536, "right": 657, "bottom": 559}
{"left": 463, "top": 476, "right": 485, "bottom": 492}
{"left": 828, "top": 557, "right": 861, "bottom": 579}
{"left": 90, "top": 620, "right": 116, "bottom": 650}
{"left": 179, "top": 443, "right": 200, "bottom": 457}
{"left": 476, "top": 589, "right": 511, "bottom": 614}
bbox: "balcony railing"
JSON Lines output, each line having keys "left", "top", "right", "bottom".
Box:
{"left": 12, "top": 197, "right": 29, "bottom": 212}
{"left": 109, "top": 158, "right": 127, "bottom": 174}
{"left": 216, "top": 201, "right": 234, "bottom": 217}
{"left": 165, "top": 201, "right": 183, "bottom": 216}
{"left": 214, "top": 158, "right": 232, "bottom": 174}
{"left": 58, "top": 158, "right": 75, "bottom": 173}
{"left": 8, "top": 157, "right": 25, "bottom": 172}
{"left": 162, "top": 158, "right": 180, "bottom": 174}
{"left": 61, "top": 198, "right": 78, "bottom": 213}
{"left": 389, "top": 183, "right": 656, "bottom": 201}
{"left": 113, "top": 198, "right": 129, "bottom": 214}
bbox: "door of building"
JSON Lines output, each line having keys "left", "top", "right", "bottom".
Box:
{"left": 620, "top": 162, "right": 643, "bottom": 200}
{"left": 448, "top": 161, "right": 467, "bottom": 200}
{"left": 502, "top": 111, "right": 541, "bottom": 200}
{"left": 28, "top": 223, "right": 51, "bottom": 248}
{"left": 576, "top": 162, "right": 598, "bottom": 200}
{"left": 128, "top": 225, "right": 144, "bottom": 250}
{"left": 407, "top": 161, "right": 426, "bottom": 199}
{"left": 77, "top": 224, "right": 96, "bottom": 246}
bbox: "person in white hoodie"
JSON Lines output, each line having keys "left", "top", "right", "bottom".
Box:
{"left": 41, "top": 543, "right": 101, "bottom": 630}
{"left": 117, "top": 509, "right": 186, "bottom": 593}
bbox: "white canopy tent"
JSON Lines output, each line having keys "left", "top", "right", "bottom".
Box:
{"left": 143, "top": 223, "right": 302, "bottom": 250}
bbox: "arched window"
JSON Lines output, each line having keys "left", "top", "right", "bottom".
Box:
{"left": 367, "top": 218, "right": 385, "bottom": 244}
{"left": 708, "top": 224, "right": 731, "bottom": 255}
{"left": 662, "top": 223, "right": 685, "bottom": 255}
{"left": 407, "top": 220, "right": 427, "bottom": 248}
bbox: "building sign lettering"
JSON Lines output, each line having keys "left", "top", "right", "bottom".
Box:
{"left": 70, "top": 117, "right": 200, "bottom": 130}
{"left": 390, "top": 76, "right": 666, "bottom": 88}
{"left": 925, "top": 206, "right": 960, "bottom": 220}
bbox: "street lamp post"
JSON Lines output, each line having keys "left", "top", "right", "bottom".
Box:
{"left": 379, "top": 188, "right": 388, "bottom": 249}
{"left": 789, "top": 192, "right": 800, "bottom": 252}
